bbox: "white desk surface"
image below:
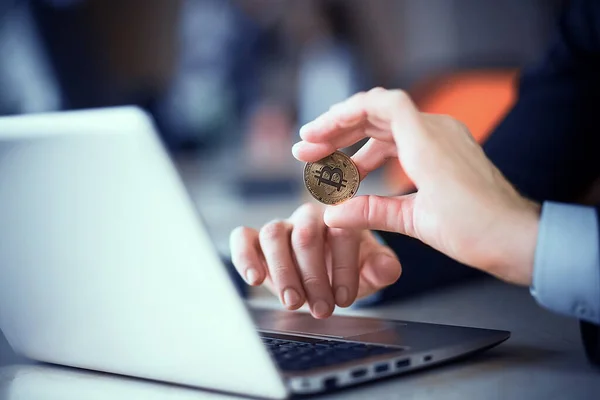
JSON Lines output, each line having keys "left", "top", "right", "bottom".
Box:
{"left": 2, "top": 278, "right": 599, "bottom": 400}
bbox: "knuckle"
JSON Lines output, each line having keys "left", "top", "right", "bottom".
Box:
{"left": 301, "top": 275, "right": 323, "bottom": 289}
{"left": 369, "top": 86, "right": 386, "bottom": 94}
{"left": 440, "top": 113, "right": 455, "bottom": 122}
{"left": 436, "top": 114, "right": 467, "bottom": 132}
{"left": 350, "top": 91, "right": 368, "bottom": 103}
{"left": 260, "top": 220, "right": 288, "bottom": 241}
{"left": 401, "top": 199, "right": 416, "bottom": 238}
{"left": 296, "top": 202, "right": 321, "bottom": 217}
{"left": 327, "top": 227, "right": 354, "bottom": 241}
{"left": 364, "top": 195, "right": 398, "bottom": 233}
{"left": 333, "top": 264, "right": 355, "bottom": 274}
{"left": 365, "top": 196, "right": 378, "bottom": 228}
{"left": 389, "top": 89, "right": 411, "bottom": 105}
{"left": 270, "top": 264, "right": 292, "bottom": 281}
{"left": 292, "top": 225, "right": 319, "bottom": 250}
{"left": 452, "top": 118, "right": 470, "bottom": 133}
{"left": 230, "top": 225, "right": 250, "bottom": 240}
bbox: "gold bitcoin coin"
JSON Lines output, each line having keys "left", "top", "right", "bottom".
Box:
{"left": 304, "top": 151, "right": 360, "bottom": 205}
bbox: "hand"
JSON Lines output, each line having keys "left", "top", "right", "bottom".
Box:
{"left": 293, "top": 88, "right": 541, "bottom": 286}
{"left": 230, "top": 204, "right": 401, "bottom": 319}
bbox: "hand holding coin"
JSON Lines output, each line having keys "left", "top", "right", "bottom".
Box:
{"left": 304, "top": 151, "right": 360, "bottom": 205}
{"left": 293, "top": 87, "right": 541, "bottom": 286}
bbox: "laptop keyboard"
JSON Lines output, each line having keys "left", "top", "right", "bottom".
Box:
{"left": 261, "top": 336, "right": 402, "bottom": 372}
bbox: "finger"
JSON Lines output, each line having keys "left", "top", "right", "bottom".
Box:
{"left": 299, "top": 88, "right": 414, "bottom": 145}
{"left": 259, "top": 220, "right": 306, "bottom": 310}
{"left": 357, "top": 252, "right": 403, "bottom": 299}
{"left": 351, "top": 138, "right": 398, "bottom": 180}
{"left": 292, "top": 141, "right": 337, "bottom": 163}
{"left": 356, "top": 232, "right": 402, "bottom": 299}
{"left": 259, "top": 254, "right": 279, "bottom": 297}
{"left": 292, "top": 127, "right": 367, "bottom": 163}
{"left": 324, "top": 194, "right": 417, "bottom": 236}
{"left": 301, "top": 121, "right": 367, "bottom": 146}
{"left": 289, "top": 204, "right": 335, "bottom": 319}
{"left": 294, "top": 88, "right": 407, "bottom": 164}
{"left": 234, "top": 240, "right": 288, "bottom": 302}
{"left": 299, "top": 89, "right": 427, "bottom": 175}
{"left": 327, "top": 228, "right": 360, "bottom": 307}
{"left": 299, "top": 92, "right": 369, "bottom": 142}
{"left": 298, "top": 92, "right": 368, "bottom": 140}
{"left": 230, "top": 226, "right": 267, "bottom": 286}
{"left": 328, "top": 90, "right": 368, "bottom": 116}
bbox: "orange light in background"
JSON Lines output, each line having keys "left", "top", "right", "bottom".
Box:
{"left": 384, "top": 69, "right": 519, "bottom": 193}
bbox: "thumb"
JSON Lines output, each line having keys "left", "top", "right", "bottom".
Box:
{"left": 323, "top": 194, "right": 416, "bottom": 236}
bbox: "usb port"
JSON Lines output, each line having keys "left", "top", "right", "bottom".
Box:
{"left": 351, "top": 368, "right": 367, "bottom": 378}
{"left": 374, "top": 363, "right": 389, "bottom": 374}
{"left": 323, "top": 377, "right": 337, "bottom": 390}
{"left": 395, "top": 359, "right": 411, "bottom": 369}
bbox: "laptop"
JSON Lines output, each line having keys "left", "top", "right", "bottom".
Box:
{"left": 0, "top": 107, "right": 509, "bottom": 398}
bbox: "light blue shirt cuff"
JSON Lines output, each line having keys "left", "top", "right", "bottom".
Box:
{"left": 531, "top": 202, "right": 600, "bottom": 324}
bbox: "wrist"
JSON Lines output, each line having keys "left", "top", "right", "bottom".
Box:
{"left": 490, "top": 198, "right": 541, "bottom": 286}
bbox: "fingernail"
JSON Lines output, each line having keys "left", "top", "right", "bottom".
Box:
{"left": 312, "top": 300, "right": 331, "bottom": 318}
{"left": 299, "top": 124, "right": 311, "bottom": 137}
{"left": 291, "top": 142, "right": 302, "bottom": 156}
{"left": 245, "top": 269, "right": 260, "bottom": 285}
{"left": 283, "top": 288, "right": 301, "bottom": 307}
{"left": 335, "top": 286, "right": 349, "bottom": 306}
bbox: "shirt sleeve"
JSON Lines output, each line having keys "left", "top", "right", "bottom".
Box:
{"left": 531, "top": 202, "right": 600, "bottom": 324}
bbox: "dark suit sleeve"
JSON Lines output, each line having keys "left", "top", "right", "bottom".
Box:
{"left": 483, "top": 0, "right": 600, "bottom": 203}
{"left": 484, "top": 0, "right": 600, "bottom": 367}
{"left": 380, "top": 0, "right": 600, "bottom": 365}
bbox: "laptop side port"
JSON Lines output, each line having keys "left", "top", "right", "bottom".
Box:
{"left": 323, "top": 377, "right": 337, "bottom": 390}
{"left": 351, "top": 368, "right": 368, "bottom": 378}
{"left": 395, "top": 358, "right": 411, "bottom": 369}
{"left": 374, "top": 363, "right": 390, "bottom": 374}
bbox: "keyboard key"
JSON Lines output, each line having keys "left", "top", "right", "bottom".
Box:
{"left": 260, "top": 336, "right": 403, "bottom": 372}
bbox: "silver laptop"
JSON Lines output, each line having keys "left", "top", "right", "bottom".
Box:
{"left": 0, "top": 107, "right": 509, "bottom": 398}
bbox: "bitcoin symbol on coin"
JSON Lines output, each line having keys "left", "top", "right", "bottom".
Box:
{"left": 314, "top": 166, "right": 347, "bottom": 191}
{"left": 304, "top": 151, "right": 360, "bottom": 205}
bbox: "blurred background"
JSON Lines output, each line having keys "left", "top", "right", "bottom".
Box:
{"left": 0, "top": 0, "right": 564, "bottom": 268}
{"left": 0, "top": 0, "right": 565, "bottom": 246}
